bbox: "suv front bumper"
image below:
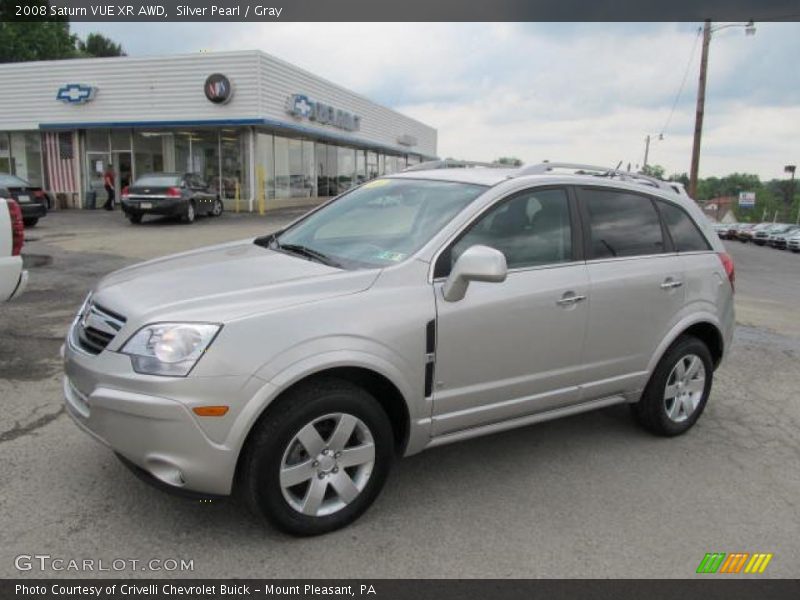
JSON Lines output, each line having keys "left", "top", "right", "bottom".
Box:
{"left": 62, "top": 326, "right": 252, "bottom": 496}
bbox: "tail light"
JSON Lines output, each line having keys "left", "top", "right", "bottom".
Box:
{"left": 166, "top": 187, "right": 182, "bottom": 197}
{"left": 33, "top": 189, "right": 45, "bottom": 199}
{"left": 7, "top": 199, "right": 24, "bottom": 256}
{"left": 121, "top": 186, "right": 129, "bottom": 198}
{"left": 718, "top": 252, "right": 735, "bottom": 292}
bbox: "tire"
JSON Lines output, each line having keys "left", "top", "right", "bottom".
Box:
{"left": 791, "top": 249, "right": 799, "bottom": 253}
{"left": 239, "top": 377, "right": 394, "bottom": 536}
{"left": 211, "top": 198, "right": 224, "bottom": 217}
{"left": 128, "top": 213, "right": 142, "bottom": 224}
{"left": 23, "top": 218, "right": 38, "bottom": 227}
{"left": 631, "top": 335, "right": 713, "bottom": 437}
{"left": 182, "top": 201, "right": 196, "bottom": 224}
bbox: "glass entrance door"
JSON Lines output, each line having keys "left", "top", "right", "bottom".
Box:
{"left": 86, "top": 152, "right": 110, "bottom": 209}
{"left": 113, "top": 151, "right": 133, "bottom": 201}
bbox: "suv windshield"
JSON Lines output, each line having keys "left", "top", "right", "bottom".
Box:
{"left": 272, "top": 178, "right": 486, "bottom": 269}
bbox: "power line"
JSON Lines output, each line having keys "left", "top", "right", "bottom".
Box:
{"left": 660, "top": 26, "right": 702, "bottom": 137}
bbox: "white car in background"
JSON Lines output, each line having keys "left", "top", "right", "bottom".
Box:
{"left": 0, "top": 197, "right": 28, "bottom": 301}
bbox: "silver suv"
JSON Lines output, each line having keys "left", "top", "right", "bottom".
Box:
{"left": 63, "top": 163, "right": 735, "bottom": 536}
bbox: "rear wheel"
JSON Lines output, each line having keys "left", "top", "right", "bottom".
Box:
{"left": 239, "top": 378, "right": 394, "bottom": 536}
{"left": 23, "top": 218, "right": 38, "bottom": 227}
{"left": 632, "top": 335, "right": 713, "bottom": 436}
{"left": 183, "top": 201, "right": 196, "bottom": 224}
{"left": 128, "top": 213, "right": 142, "bottom": 224}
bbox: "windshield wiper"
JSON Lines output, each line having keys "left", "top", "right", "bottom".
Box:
{"left": 278, "top": 243, "right": 342, "bottom": 268}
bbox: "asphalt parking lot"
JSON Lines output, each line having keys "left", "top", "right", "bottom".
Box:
{"left": 1, "top": 209, "right": 799, "bottom": 578}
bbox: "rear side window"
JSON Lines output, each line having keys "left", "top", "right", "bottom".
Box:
{"left": 656, "top": 200, "right": 711, "bottom": 252}
{"left": 581, "top": 189, "right": 665, "bottom": 258}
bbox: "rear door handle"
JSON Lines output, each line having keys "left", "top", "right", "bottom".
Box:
{"left": 556, "top": 292, "right": 587, "bottom": 306}
{"left": 660, "top": 278, "right": 683, "bottom": 290}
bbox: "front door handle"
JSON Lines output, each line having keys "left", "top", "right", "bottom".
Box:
{"left": 660, "top": 278, "right": 683, "bottom": 290}
{"left": 556, "top": 292, "right": 587, "bottom": 307}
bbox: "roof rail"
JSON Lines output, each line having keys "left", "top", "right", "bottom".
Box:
{"left": 404, "top": 159, "right": 510, "bottom": 172}
{"left": 516, "top": 162, "right": 687, "bottom": 196}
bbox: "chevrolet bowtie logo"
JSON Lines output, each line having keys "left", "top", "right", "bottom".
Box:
{"left": 56, "top": 84, "right": 97, "bottom": 104}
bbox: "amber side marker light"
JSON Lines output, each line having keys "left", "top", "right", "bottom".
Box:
{"left": 193, "top": 406, "right": 229, "bottom": 417}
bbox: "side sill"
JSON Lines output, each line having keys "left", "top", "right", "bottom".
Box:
{"left": 425, "top": 394, "right": 627, "bottom": 449}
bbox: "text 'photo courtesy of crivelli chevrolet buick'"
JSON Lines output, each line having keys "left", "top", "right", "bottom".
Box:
{"left": 63, "top": 162, "right": 735, "bottom": 536}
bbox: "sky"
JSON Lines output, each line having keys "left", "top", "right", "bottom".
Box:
{"left": 71, "top": 21, "right": 800, "bottom": 181}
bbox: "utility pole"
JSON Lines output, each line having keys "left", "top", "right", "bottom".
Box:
{"left": 643, "top": 135, "right": 651, "bottom": 169}
{"left": 689, "top": 20, "right": 712, "bottom": 199}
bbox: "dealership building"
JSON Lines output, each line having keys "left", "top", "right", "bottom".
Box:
{"left": 0, "top": 50, "right": 437, "bottom": 211}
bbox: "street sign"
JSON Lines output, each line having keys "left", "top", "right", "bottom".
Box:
{"left": 739, "top": 191, "right": 756, "bottom": 208}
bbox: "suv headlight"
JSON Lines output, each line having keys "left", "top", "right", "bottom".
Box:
{"left": 120, "top": 322, "right": 221, "bottom": 377}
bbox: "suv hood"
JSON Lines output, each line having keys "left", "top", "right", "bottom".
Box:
{"left": 92, "top": 239, "right": 379, "bottom": 325}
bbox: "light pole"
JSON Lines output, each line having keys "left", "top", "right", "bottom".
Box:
{"left": 688, "top": 19, "right": 756, "bottom": 198}
{"left": 642, "top": 133, "right": 663, "bottom": 170}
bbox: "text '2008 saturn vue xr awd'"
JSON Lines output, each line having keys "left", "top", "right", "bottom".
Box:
{"left": 63, "top": 162, "right": 734, "bottom": 536}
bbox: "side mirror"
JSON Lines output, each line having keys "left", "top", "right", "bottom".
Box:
{"left": 442, "top": 245, "right": 507, "bottom": 302}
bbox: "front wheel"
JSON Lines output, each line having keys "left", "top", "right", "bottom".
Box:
{"left": 632, "top": 335, "right": 713, "bottom": 436}
{"left": 211, "top": 198, "right": 223, "bottom": 217}
{"left": 239, "top": 378, "right": 394, "bottom": 536}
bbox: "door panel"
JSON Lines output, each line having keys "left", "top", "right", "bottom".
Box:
{"left": 576, "top": 186, "right": 686, "bottom": 399}
{"left": 430, "top": 186, "right": 588, "bottom": 436}
{"left": 580, "top": 255, "right": 685, "bottom": 399}
{"left": 432, "top": 264, "right": 590, "bottom": 435}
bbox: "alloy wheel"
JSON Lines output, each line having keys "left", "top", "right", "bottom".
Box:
{"left": 279, "top": 413, "right": 375, "bottom": 517}
{"left": 663, "top": 354, "right": 706, "bottom": 423}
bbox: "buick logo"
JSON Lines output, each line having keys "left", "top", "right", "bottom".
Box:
{"left": 204, "top": 73, "right": 233, "bottom": 104}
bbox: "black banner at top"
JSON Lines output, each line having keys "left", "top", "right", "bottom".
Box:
{"left": 2, "top": 0, "right": 800, "bottom": 22}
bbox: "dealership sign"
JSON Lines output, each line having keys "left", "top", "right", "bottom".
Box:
{"left": 204, "top": 73, "right": 233, "bottom": 104}
{"left": 286, "top": 94, "right": 361, "bottom": 132}
{"left": 739, "top": 191, "right": 756, "bottom": 208}
{"left": 56, "top": 84, "right": 97, "bottom": 104}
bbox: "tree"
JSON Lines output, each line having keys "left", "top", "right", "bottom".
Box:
{"left": 495, "top": 157, "right": 523, "bottom": 167}
{"left": 77, "top": 33, "right": 125, "bottom": 58}
{"left": 0, "top": 21, "right": 79, "bottom": 63}
{"left": 640, "top": 164, "right": 665, "bottom": 179}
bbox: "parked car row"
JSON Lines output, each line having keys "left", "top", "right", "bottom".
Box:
{"left": 713, "top": 222, "right": 800, "bottom": 252}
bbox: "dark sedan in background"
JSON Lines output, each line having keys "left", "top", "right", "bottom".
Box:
{"left": 121, "top": 172, "right": 223, "bottom": 225}
{"left": 0, "top": 173, "right": 48, "bottom": 227}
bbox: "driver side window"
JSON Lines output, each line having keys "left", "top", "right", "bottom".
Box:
{"left": 438, "top": 188, "right": 573, "bottom": 276}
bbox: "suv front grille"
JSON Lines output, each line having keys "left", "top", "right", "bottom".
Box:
{"left": 74, "top": 302, "right": 126, "bottom": 355}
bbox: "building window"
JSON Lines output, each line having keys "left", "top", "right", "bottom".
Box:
{"left": 0, "top": 133, "right": 10, "bottom": 173}
{"left": 336, "top": 146, "right": 355, "bottom": 194}
{"left": 273, "top": 136, "right": 290, "bottom": 199}
{"left": 255, "top": 132, "right": 274, "bottom": 205}
{"left": 366, "top": 151, "right": 378, "bottom": 180}
{"left": 356, "top": 150, "right": 366, "bottom": 186}
{"left": 190, "top": 130, "right": 219, "bottom": 192}
{"left": 220, "top": 129, "right": 250, "bottom": 203}
{"left": 133, "top": 131, "right": 166, "bottom": 177}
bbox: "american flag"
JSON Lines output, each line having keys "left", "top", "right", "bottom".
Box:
{"left": 44, "top": 131, "right": 77, "bottom": 193}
